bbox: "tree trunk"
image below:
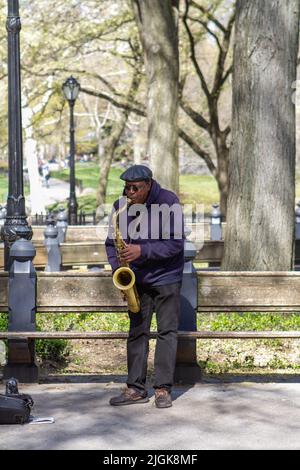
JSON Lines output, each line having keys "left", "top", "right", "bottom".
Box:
{"left": 133, "top": 120, "right": 147, "bottom": 164}
{"left": 216, "top": 143, "right": 229, "bottom": 218}
{"left": 222, "top": 0, "right": 300, "bottom": 270}
{"left": 23, "top": 105, "right": 45, "bottom": 215}
{"left": 132, "top": 0, "right": 179, "bottom": 193}
{"left": 95, "top": 115, "right": 127, "bottom": 220}
{"left": 95, "top": 70, "right": 141, "bottom": 221}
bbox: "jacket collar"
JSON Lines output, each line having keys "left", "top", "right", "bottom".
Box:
{"left": 145, "top": 179, "right": 161, "bottom": 207}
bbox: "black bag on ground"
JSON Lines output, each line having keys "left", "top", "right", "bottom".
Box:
{"left": 0, "top": 378, "right": 34, "bottom": 424}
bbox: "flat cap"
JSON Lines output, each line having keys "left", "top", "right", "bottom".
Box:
{"left": 120, "top": 164, "right": 152, "bottom": 182}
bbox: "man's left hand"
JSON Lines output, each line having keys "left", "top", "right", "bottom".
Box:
{"left": 120, "top": 244, "right": 141, "bottom": 263}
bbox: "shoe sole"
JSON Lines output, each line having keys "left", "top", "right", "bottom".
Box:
{"left": 155, "top": 402, "right": 172, "bottom": 409}
{"left": 110, "top": 397, "right": 150, "bottom": 406}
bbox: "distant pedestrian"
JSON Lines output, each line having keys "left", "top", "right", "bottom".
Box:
{"left": 41, "top": 160, "right": 50, "bottom": 188}
{"left": 38, "top": 158, "right": 43, "bottom": 176}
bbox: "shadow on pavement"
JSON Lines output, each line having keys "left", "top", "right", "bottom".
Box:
{"left": 37, "top": 374, "right": 194, "bottom": 400}
{"left": 3, "top": 371, "right": 300, "bottom": 386}
{"left": 202, "top": 372, "right": 300, "bottom": 384}
{"left": 38, "top": 374, "right": 128, "bottom": 384}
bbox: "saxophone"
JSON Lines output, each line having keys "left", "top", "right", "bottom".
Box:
{"left": 112, "top": 198, "right": 141, "bottom": 313}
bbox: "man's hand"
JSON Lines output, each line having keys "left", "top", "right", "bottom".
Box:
{"left": 120, "top": 244, "right": 142, "bottom": 263}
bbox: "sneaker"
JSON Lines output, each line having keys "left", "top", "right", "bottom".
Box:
{"left": 154, "top": 388, "right": 172, "bottom": 408}
{"left": 109, "top": 387, "right": 149, "bottom": 406}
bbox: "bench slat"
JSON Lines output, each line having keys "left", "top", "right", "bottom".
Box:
{"left": 37, "top": 271, "right": 300, "bottom": 312}
{"left": 37, "top": 272, "right": 127, "bottom": 310}
{"left": 2, "top": 271, "right": 300, "bottom": 313}
{"left": 1, "top": 330, "right": 300, "bottom": 339}
{"left": 198, "top": 271, "right": 300, "bottom": 311}
{"left": 0, "top": 240, "right": 223, "bottom": 269}
{"left": 28, "top": 223, "right": 217, "bottom": 243}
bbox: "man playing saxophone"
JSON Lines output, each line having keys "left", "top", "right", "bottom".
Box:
{"left": 105, "top": 164, "right": 184, "bottom": 409}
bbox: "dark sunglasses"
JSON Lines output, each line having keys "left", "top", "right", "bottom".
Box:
{"left": 124, "top": 183, "right": 146, "bottom": 192}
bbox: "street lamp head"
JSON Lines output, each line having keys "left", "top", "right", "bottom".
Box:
{"left": 62, "top": 76, "right": 80, "bottom": 103}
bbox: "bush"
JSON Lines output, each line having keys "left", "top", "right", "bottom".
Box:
{"left": 0, "top": 160, "right": 8, "bottom": 173}
{"left": 36, "top": 338, "right": 70, "bottom": 362}
{"left": 0, "top": 313, "right": 8, "bottom": 331}
{"left": 0, "top": 313, "right": 70, "bottom": 364}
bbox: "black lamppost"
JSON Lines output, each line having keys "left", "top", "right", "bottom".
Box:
{"left": 62, "top": 76, "right": 80, "bottom": 225}
{"left": 1, "top": 0, "right": 32, "bottom": 269}
{"left": 2, "top": 0, "right": 38, "bottom": 383}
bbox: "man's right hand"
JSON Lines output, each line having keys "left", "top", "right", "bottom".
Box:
{"left": 120, "top": 244, "right": 142, "bottom": 263}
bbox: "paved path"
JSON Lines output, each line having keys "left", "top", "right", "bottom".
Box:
{"left": 29, "top": 178, "right": 70, "bottom": 209}
{"left": 1, "top": 377, "right": 300, "bottom": 450}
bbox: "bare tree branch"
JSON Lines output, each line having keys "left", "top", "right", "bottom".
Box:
{"left": 189, "top": 0, "right": 227, "bottom": 33}
{"left": 211, "top": 9, "right": 235, "bottom": 98}
{"left": 180, "top": 99, "right": 210, "bottom": 131}
{"left": 182, "top": 0, "right": 211, "bottom": 100}
{"left": 178, "top": 127, "right": 217, "bottom": 176}
{"left": 187, "top": 16, "right": 222, "bottom": 51}
{"left": 80, "top": 86, "right": 146, "bottom": 117}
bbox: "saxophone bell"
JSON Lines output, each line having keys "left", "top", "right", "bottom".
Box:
{"left": 112, "top": 266, "right": 140, "bottom": 313}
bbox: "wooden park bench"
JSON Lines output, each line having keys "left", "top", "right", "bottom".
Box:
{"left": 1, "top": 265, "right": 300, "bottom": 382}
{"left": 29, "top": 222, "right": 226, "bottom": 243}
{"left": 0, "top": 239, "right": 224, "bottom": 269}
{"left": 1, "top": 270, "right": 300, "bottom": 341}
{"left": 29, "top": 225, "right": 110, "bottom": 243}
{"left": 2, "top": 220, "right": 299, "bottom": 270}
{"left": 2, "top": 239, "right": 300, "bottom": 270}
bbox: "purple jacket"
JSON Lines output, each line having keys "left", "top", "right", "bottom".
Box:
{"left": 105, "top": 179, "right": 184, "bottom": 286}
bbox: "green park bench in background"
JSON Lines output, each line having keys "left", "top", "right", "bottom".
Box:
{"left": 0, "top": 222, "right": 225, "bottom": 269}
{"left": 0, "top": 239, "right": 224, "bottom": 270}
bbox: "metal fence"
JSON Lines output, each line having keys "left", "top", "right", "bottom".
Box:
{"left": 28, "top": 210, "right": 97, "bottom": 226}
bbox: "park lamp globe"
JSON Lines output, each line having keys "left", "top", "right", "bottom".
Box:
{"left": 62, "top": 76, "right": 80, "bottom": 103}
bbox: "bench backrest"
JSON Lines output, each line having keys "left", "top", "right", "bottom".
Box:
{"left": 1, "top": 271, "right": 300, "bottom": 313}
{"left": 0, "top": 240, "right": 224, "bottom": 269}
{"left": 197, "top": 271, "right": 300, "bottom": 312}
{"left": 29, "top": 223, "right": 226, "bottom": 242}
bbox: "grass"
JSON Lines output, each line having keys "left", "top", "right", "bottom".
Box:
{"left": 0, "top": 177, "right": 7, "bottom": 203}
{"left": 52, "top": 163, "right": 100, "bottom": 191}
{"left": 0, "top": 176, "right": 29, "bottom": 204}
{"left": 48, "top": 167, "right": 300, "bottom": 211}
{"left": 2, "top": 311, "right": 300, "bottom": 374}
{"left": 36, "top": 165, "right": 300, "bottom": 209}
{"left": 49, "top": 163, "right": 220, "bottom": 212}
{"left": 1, "top": 164, "right": 300, "bottom": 212}
{"left": 198, "top": 312, "right": 300, "bottom": 331}
{"left": 48, "top": 165, "right": 125, "bottom": 212}
{"left": 179, "top": 174, "right": 219, "bottom": 208}
{"left": 196, "top": 312, "right": 300, "bottom": 374}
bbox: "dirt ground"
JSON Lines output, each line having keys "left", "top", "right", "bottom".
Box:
{"left": 38, "top": 337, "right": 300, "bottom": 380}
{"left": 39, "top": 339, "right": 151, "bottom": 379}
